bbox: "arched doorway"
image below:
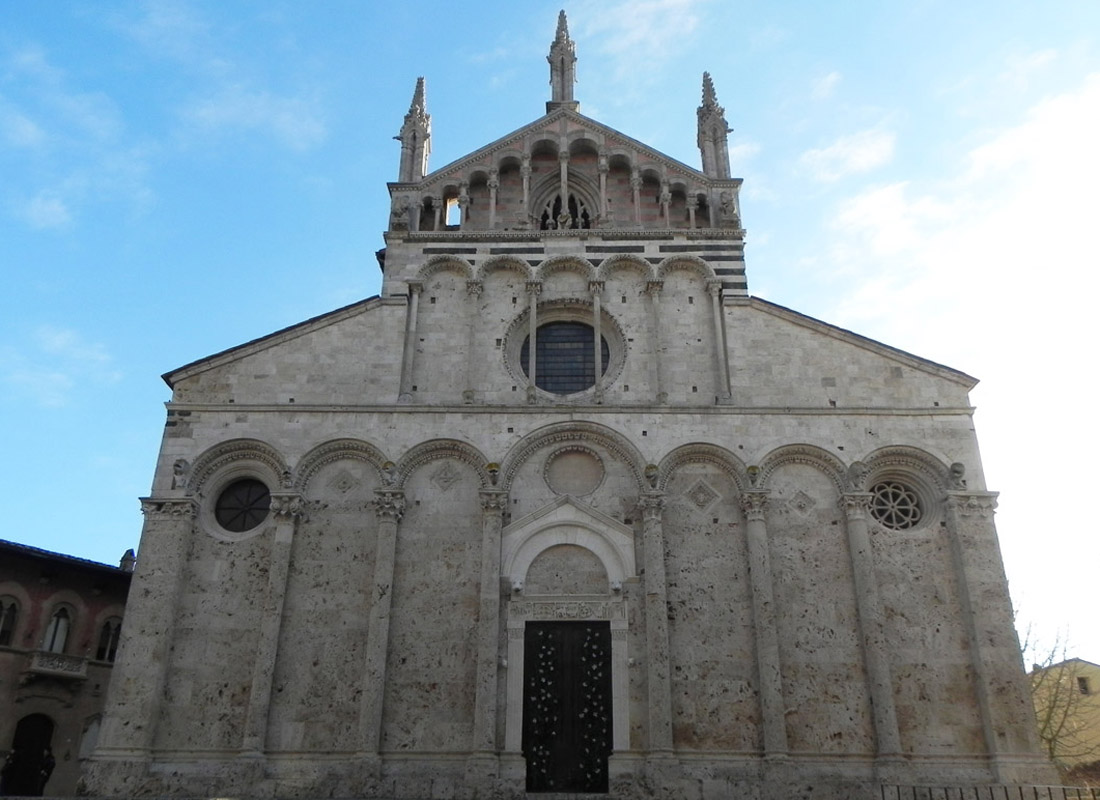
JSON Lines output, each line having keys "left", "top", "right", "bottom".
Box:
{"left": 2, "top": 714, "right": 54, "bottom": 796}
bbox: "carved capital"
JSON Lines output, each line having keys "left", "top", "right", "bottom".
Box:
{"left": 525, "top": 281, "right": 542, "bottom": 296}
{"left": 270, "top": 492, "right": 306, "bottom": 521}
{"left": 479, "top": 489, "right": 508, "bottom": 514}
{"left": 466, "top": 280, "right": 483, "bottom": 297}
{"left": 589, "top": 280, "right": 605, "bottom": 296}
{"left": 706, "top": 279, "right": 723, "bottom": 297}
{"left": 558, "top": 150, "right": 570, "bottom": 163}
{"left": 839, "top": 492, "right": 873, "bottom": 520}
{"left": 407, "top": 280, "right": 424, "bottom": 295}
{"left": 686, "top": 194, "right": 699, "bottom": 210}
{"left": 140, "top": 497, "right": 197, "bottom": 521}
{"left": 645, "top": 280, "right": 664, "bottom": 296}
{"left": 638, "top": 491, "right": 666, "bottom": 522}
{"left": 946, "top": 492, "right": 998, "bottom": 518}
{"left": 740, "top": 491, "right": 770, "bottom": 521}
{"left": 372, "top": 489, "right": 406, "bottom": 523}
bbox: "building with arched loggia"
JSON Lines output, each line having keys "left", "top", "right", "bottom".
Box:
{"left": 84, "top": 12, "right": 1058, "bottom": 800}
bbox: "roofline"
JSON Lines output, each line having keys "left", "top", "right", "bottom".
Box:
{"left": 0, "top": 538, "right": 132, "bottom": 577}
{"left": 163, "top": 295, "right": 384, "bottom": 388}
{"left": 411, "top": 107, "right": 737, "bottom": 190}
{"left": 747, "top": 296, "right": 979, "bottom": 389}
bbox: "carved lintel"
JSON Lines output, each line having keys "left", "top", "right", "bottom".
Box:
{"left": 946, "top": 492, "right": 998, "bottom": 518}
{"left": 511, "top": 601, "right": 620, "bottom": 620}
{"left": 839, "top": 492, "right": 873, "bottom": 520}
{"left": 638, "top": 491, "right": 666, "bottom": 522}
{"left": 372, "top": 489, "right": 406, "bottom": 523}
{"left": 740, "top": 491, "right": 770, "bottom": 521}
{"left": 479, "top": 489, "right": 508, "bottom": 514}
{"left": 270, "top": 493, "right": 305, "bottom": 521}
{"left": 140, "top": 497, "right": 197, "bottom": 520}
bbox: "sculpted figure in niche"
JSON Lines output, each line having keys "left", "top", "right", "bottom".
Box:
{"left": 847, "top": 461, "right": 870, "bottom": 493}
{"left": 719, "top": 190, "right": 736, "bottom": 221}
{"left": 171, "top": 459, "right": 190, "bottom": 490}
{"left": 949, "top": 462, "right": 967, "bottom": 489}
{"left": 390, "top": 196, "right": 411, "bottom": 230}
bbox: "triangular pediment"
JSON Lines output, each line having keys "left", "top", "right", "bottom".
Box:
{"left": 391, "top": 107, "right": 738, "bottom": 197}
{"left": 501, "top": 495, "right": 636, "bottom": 590}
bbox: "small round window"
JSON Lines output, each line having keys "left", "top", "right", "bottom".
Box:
{"left": 869, "top": 481, "right": 922, "bottom": 530}
{"left": 520, "top": 321, "right": 610, "bottom": 395}
{"left": 214, "top": 479, "right": 271, "bottom": 533}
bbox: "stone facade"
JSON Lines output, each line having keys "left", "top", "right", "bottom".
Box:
{"left": 0, "top": 540, "right": 133, "bottom": 796}
{"left": 84, "top": 14, "right": 1057, "bottom": 800}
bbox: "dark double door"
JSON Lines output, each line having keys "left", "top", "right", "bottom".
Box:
{"left": 522, "top": 621, "right": 612, "bottom": 793}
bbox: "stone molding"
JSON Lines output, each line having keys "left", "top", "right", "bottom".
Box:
{"left": 417, "top": 253, "right": 474, "bottom": 282}
{"left": 186, "top": 438, "right": 288, "bottom": 495}
{"left": 372, "top": 490, "right": 406, "bottom": 523}
{"left": 501, "top": 421, "right": 647, "bottom": 492}
{"left": 655, "top": 253, "right": 718, "bottom": 282}
{"left": 509, "top": 600, "right": 624, "bottom": 620}
{"left": 756, "top": 443, "right": 848, "bottom": 494}
{"left": 656, "top": 442, "right": 747, "bottom": 493}
{"left": 740, "top": 491, "right": 769, "bottom": 521}
{"left": 395, "top": 438, "right": 492, "bottom": 488}
{"left": 140, "top": 497, "right": 198, "bottom": 520}
{"left": 945, "top": 491, "right": 998, "bottom": 518}
{"left": 293, "top": 438, "right": 390, "bottom": 492}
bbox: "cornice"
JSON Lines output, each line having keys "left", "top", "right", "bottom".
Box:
{"left": 385, "top": 228, "right": 746, "bottom": 244}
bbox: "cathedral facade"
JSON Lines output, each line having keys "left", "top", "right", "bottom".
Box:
{"left": 85, "top": 14, "right": 1055, "bottom": 800}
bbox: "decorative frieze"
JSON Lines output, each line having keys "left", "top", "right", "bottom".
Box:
{"left": 140, "top": 498, "right": 197, "bottom": 520}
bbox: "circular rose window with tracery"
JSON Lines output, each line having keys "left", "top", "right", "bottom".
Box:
{"left": 870, "top": 481, "right": 922, "bottom": 530}
{"left": 215, "top": 478, "right": 271, "bottom": 533}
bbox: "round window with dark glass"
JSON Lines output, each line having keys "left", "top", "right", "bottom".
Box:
{"left": 520, "top": 321, "right": 610, "bottom": 395}
{"left": 214, "top": 478, "right": 271, "bottom": 533}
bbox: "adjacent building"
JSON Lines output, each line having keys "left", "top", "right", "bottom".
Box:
{"left": 0, "top": 540, "right": 133, "bottom": 796}
{"left": 84, "top": 13, "right": 1056, "bottom": 800}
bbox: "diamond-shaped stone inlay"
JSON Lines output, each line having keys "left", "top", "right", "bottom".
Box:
{"left": 685, "top": 479, "right": 720, "bottom": 510}
{"left": 431, "top": 462, "right": 460, "bottom": 492}
{"left": 787, "top": 490, "right": 816, "bottom": 516}
{"left": 329, "top": 469, "right": 359, "bottom": 495}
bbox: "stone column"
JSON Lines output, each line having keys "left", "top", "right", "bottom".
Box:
{"left": 526, "top": 281, "right": 541, "bottom": 403}
{"left": 95, "top": 498, "right": 196, "bottom": 758}
{"left": 839, "top": 493, "right": 902, "bottom": 758}
{"left": 686, "top": 195, "right": 697, "bottom": 230}
{"left": 707, "top": 280, "right": 732, "bottom": 403}
{"left": 598, "top": 153, "right": 609, "bottom": 219}
{"left": 463, "top": 281, "right": 482, "bottom": 404}
{"left": 590, "top": 280, "right": 604, "bottom": 403}
{"left": 398, "top": 282, "right": 423, "bottom": 403}
{"left": 521, "top": 155, "right": 531, "bottom": 225}
{"left": 358, "top": 489, "right": 406, "bottom": 764}
{"left": 740, "top": 491, "right": 789, "bottom": 757}
{"left": 559, "top": 150, "right": 569, "bottom": 219}
{"left": 432, "top": 195, "right": 442, "bottom": 231}
{"left": 457, "top": 182, "right": 470, "bottom": 231}
{"left": 944, "top": 490, "right": 1033, "bottom": 781}
{"left": 631, "top": 169, "right": 643, "bottom": 228}
{"left": 242, "top": 492, "right": 304, "bottom": 755}
{"left": 646, "top": 280, "right": 666, "bottom": 404}
{"left": 488, "top": 169, "right": 499, "bottom": 230}
{"left": 639, "top": 492, "right": 674, "bottom": 755}
{"left": 468, "top": 489, "right": 508, "bottom": 780}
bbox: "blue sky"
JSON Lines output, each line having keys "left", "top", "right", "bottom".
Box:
{"left": 3, "top": 1, "right": 1099, "bottom": 663}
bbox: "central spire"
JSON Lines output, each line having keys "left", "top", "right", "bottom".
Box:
{"left": 547, "top": 10, "right": 579, "bottom": 113}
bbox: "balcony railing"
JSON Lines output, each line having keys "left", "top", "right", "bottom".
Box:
{"left": 26, "top": 650, "right": 88, "bottom": 680}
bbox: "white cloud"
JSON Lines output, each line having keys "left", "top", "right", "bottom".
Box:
{"left": 799, "top": 129, "right": 895, "bottom": 182}
{"left": 814, "top": 71, "right": 1100, "bottom": 660}
{"left": 0, "top": 101, "right": 45, "bottom": 147}
{"left": 812, "top": 71, "right": 841, "bottom": 100}
{"left": 577, "top": 0, "right": 706, "bottom": 80}
{"left": 0, "top": 327, "right": 121, "bottom": 407}
{"left": 23, "top": 192, "right": 72, "bottom": 229}
{"left": 183, "top": 85, "right": 327, "bottom": 150}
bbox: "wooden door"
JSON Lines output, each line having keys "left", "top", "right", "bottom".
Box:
{"left": 522, "top": 620, "right": 612, "bottom": 793}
